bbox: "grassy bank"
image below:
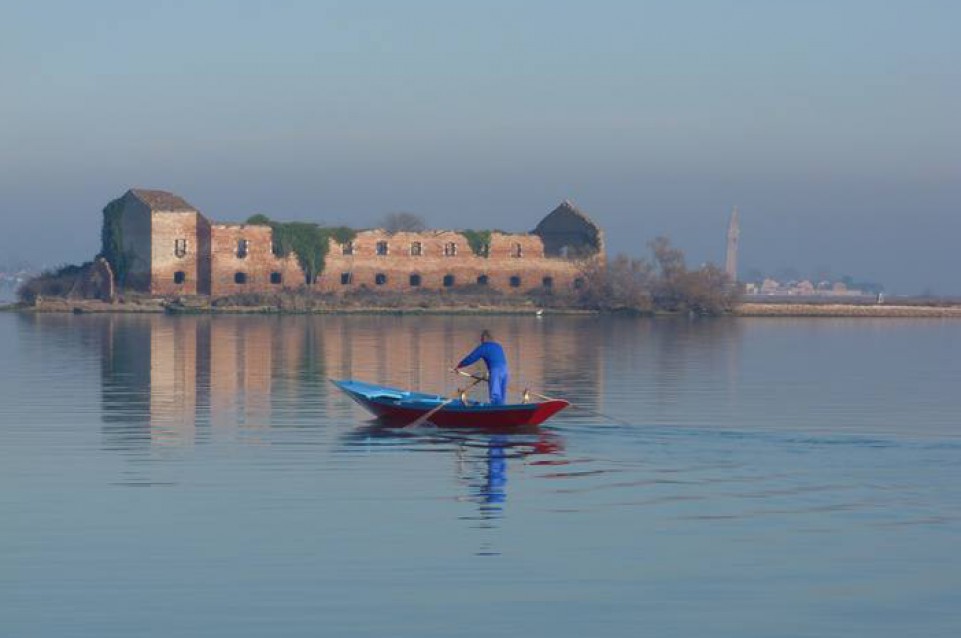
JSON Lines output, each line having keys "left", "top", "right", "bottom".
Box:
{"left": 23, "top": 296, "right": 598, "bottom": 316}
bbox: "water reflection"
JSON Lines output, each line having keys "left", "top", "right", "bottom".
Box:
{"left": 17, "top": 313, "right": 761, "bottom": 449}
{"left": 28, "top": 314, "right": 604, "bottom": 449}
{"left": 17, "top": 313, "right": 757, "bottom": 451}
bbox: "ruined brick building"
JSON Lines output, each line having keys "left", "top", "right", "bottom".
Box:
{"left": 104, "top": 189, "right": 604, "bottom": 298}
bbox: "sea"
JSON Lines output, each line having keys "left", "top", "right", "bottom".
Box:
{"left": 1, "top": 312, "right": 959, "bottom": 637}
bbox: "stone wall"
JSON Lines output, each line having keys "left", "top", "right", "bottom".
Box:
{"left": 76, "top": 257, "right": 115, "bottom": 302}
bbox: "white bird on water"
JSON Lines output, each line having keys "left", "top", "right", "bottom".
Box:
{"left": 535, "top": 309, "right": 544, "bottom": 317}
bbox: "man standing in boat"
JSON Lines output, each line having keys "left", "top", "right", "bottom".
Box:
{"left": 455, "top": 330, "right": 510, "bottom": 405}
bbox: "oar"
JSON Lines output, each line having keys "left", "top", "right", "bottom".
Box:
{"left": 453, "top": 369, "right": 630, "bottom": 425}
{"left": 405, "top": 373, "right": 486, "bottom": 428}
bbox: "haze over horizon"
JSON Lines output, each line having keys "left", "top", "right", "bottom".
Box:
{"left": 1, "top": 1, "right": 957, "bottom": 294}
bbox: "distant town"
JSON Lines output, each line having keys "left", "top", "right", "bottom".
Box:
{"left": 742, "top": 277, "right": 882, "bottom": 299}
{"left": 722, "top": 208, "right": 882, "bottom": 300}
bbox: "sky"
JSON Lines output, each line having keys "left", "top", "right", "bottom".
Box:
{"left": 0, "top": 0, "right": 958, "bottom": 293}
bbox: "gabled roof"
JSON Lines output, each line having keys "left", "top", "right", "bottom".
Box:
{"left": 530, "top": 199, "right": 604, "bottom": 257}
{"left": 535, "top": 199, "right": 601, "bottom": 233}
{"left": 128, "top": 189, "right": 196, "bottom": 212}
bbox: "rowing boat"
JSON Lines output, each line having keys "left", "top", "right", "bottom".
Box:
{"left": 331, "top": 379, "right": 569, "bottom": 428}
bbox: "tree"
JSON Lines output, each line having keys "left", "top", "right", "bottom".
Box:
{"left": 646, "top": 237, "right": 739, "bottom": 315}
{"left": 650, "top": 236, "right": 686, "bottom": 280}
{"left": 380, "top": 212, "right": 427, "bottom": 233}
{"left": 246, "top": 213, "right": 271, "bottom": 225}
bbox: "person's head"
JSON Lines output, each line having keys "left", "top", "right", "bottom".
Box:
{"left": 480, "top": 329, "right": 493, "bottom": 343}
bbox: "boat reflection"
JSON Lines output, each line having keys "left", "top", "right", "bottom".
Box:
{"left": 342, "top": 421, "right": 565, "bottom": 546}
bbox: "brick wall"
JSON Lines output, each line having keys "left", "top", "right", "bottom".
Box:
{"left": 318, "top": 230, "right": 587, "bottom": 294}
{"left": 151, "top": 211, "right": 202, "bottom": 296}
{"left": 209, "top": 224, "right": 302, "bottom": 297}
{"left": 114, "top": 189, "right": 600, "bottom": 299}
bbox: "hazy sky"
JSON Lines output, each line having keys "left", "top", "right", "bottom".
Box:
{"left": 1, "top": 0, "right": 958, "bottom": 293}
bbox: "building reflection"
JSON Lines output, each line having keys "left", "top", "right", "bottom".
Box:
{"left": 92, "top": 314, "right": 603, "bottom": 449}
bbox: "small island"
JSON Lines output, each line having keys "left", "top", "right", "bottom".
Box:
{"left": 12, "top": 188, "right": 959, "bottom": 318}
{"left": 16, "top": 188, "right": 742, "bottom": 316}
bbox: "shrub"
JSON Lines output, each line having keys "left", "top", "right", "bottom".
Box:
{"left": 576, "top": 254, "right": 653, "bottom": 313}
{"left": 18, "top": 263, "right": 90, "bottom": 304}
{"left": 577, "top": 237, "right": 737, "bottom": 315}
{"left": 460, "top": 230, "right": 492, "bottom": 256}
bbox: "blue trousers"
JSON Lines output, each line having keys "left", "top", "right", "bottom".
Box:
{"left": 488, "top": 367, "right": 510, "bottom": 405}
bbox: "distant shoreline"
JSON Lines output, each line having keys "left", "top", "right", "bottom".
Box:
{"left": 7, "top": 298, "right": 961, "bottom": 318}
{"left": 16, "top": 298, "right": 598, "bottom": 317}
{"left": 736, "top": 302, "right": 961, "bottom": 318}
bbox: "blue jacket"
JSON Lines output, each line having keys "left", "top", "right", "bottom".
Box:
{"left": 458, "top": 341, "right": 509, "bottom": 373}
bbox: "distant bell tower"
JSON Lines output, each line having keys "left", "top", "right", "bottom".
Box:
{"left": 725, "top": 206, "right": 739, "bottom": 281}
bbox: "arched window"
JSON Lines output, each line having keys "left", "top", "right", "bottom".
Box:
{"left": 509, "top": 275, "right": 521, "bottom": 288}
{"left": 410, "top": 242, "right": 423, "bottom": 256}
{"left": 235, "top": 272, "right": 248, "bottom": 284}
{"left": 237, "top": 239, "right": 249, "bottom": 259}
{"left": 542, "top": 276, "right": 553, "bottom": 289}
{"left": 376, "top": 241, "right": 389, "bottom": 256}
{"left": 511, "top": 242, "right": 523, "bottom": 258}
{"left": 443, "top": 274, "right": 455, "bottom": 287}
{"left": 270, "top": 272, "right": 282, "bottom": 284}
{"left": 174, "top": 239, "right": 187, "bottom": 258}
{"left": 409, "top": 274, "right": 421, "bottom": 287}
{"left": 375, "top": 273, "right": 387, "bottom": 285}
{"left": 173, "top": 271, "right": 186, "bottom": 284}
{"left": 342, "top": 241, "right": 354, "bottom": 256}
{"left": 477, "top": 275, "right": 489, "bottom": 286}
{"left": 444, "top": 242, "right": 457, "bottom": 256}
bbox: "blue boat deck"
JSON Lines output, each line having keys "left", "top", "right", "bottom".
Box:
{"left": 333, "top": 379, "right": 445, "bottom": 406}
{"left": 331, "top": 379, "right": 525, "bottom": 411}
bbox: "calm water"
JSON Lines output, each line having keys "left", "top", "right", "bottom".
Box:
{"left": 2, "top": 312, "right": 959, "bottom": 637}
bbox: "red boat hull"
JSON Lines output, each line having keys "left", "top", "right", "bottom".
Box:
{"left": 362, "top": 398, "right": 570, "bottom": 428}
{"left": 332, "top": 379, "right": 569, "bottom": 429}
